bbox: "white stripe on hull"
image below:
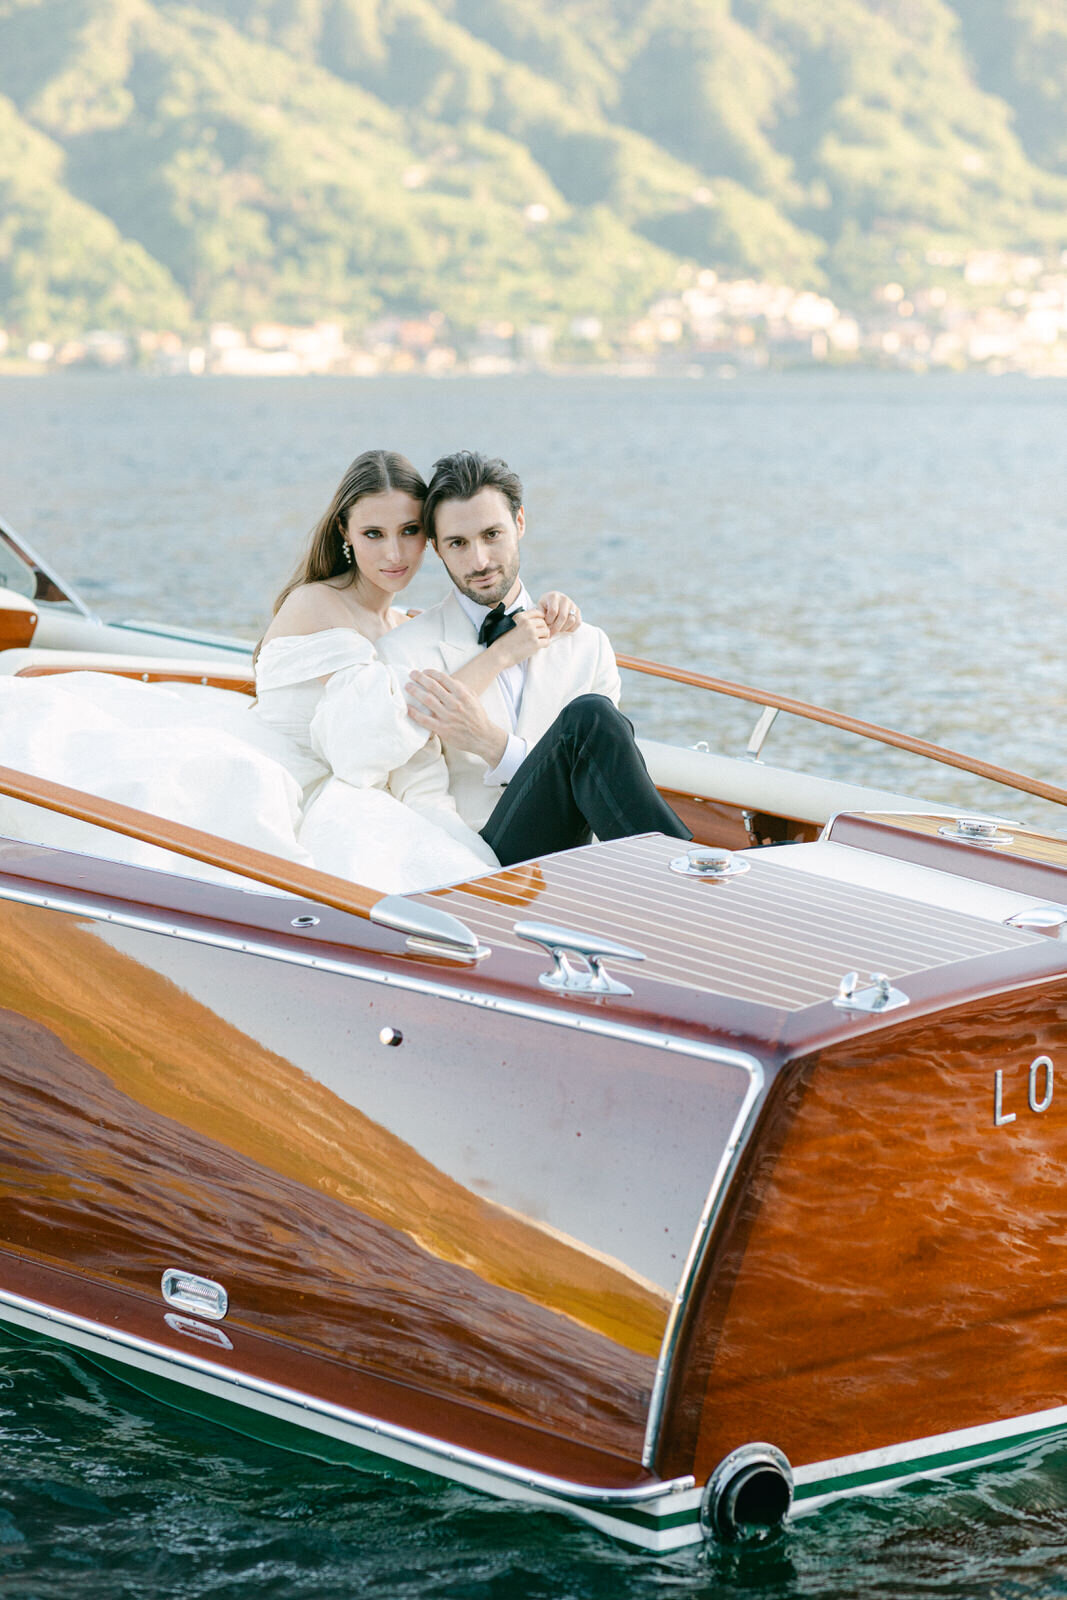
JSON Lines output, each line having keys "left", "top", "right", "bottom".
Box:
{"left": 2, "top": 1283, "right": 1065, "bottom": 1549}
{"left": 0, "top": 1287, "right": 696, "bottom": 1551}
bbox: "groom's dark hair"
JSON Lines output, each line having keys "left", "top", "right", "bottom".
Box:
{"left": 422, "top": 451, "right": 523, "bottom": 542}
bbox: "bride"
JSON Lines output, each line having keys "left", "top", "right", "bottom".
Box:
{"left": 0, "top": 449, "right": 578, "bottom": 895}
{"left": 253, "top": 447, "right": 579, "bottom": 890}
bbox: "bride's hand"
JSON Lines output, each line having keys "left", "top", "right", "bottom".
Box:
{"left": 539, "top": 592, "right": 581, "bottom": 636}
{"left": 488, "top": 608, "right": 550, "bottom": 667}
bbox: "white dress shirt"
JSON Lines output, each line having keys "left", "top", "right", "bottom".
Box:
{"left": 454, "top": 585, "right": 532, "bottom": 786}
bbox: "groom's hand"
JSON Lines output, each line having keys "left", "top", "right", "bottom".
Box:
{"left": 405, "top": 670, "right": 509, "bottom": 767}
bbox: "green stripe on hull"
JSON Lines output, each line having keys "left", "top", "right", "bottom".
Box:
{"left": 82, "top": 1347, "right": 442, "bottom": 1491}
{"left": 0, "top": 1308, "right": 695, "bottom": 1547}
{"left": 8, "top": 1304, "right": 1067, "bottom": 1544}
{"left": 795, "top": 1419, "right": 1067, "bottom": 1504}
{"left": 2, "top": 1315, "right": 423, "bottom": 1482}
{"left": 77, "top": 1340, "right": 702, "bottom": 1546}
{"left": 82, "top": 1349, "right": 706, "bottom": 1539}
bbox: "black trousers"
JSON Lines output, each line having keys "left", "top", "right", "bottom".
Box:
{"left": 479, "top": 694, "right": 692, "bottom": 867}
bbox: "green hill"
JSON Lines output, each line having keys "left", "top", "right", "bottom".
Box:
{"left": 0, "top": 0, "right": 1065, "bottom": 338}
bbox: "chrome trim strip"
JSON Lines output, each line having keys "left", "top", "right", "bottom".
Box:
{"left": 0, "top": 1285, "right": 694, "bottom": 1511}
{"left": 641, "top": 1055, "right": 766, "bottom": 1469}
{"left": 0, "top": 882, "right": 760, "bottom": 1070}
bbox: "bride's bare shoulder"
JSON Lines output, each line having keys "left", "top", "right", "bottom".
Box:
{"left": 261, "top": 581, "right": 358, "bottom": 646}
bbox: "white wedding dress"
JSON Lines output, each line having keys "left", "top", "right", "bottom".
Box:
{"left": 0, "top": 668, "right": 313, "bottom": 885}
{"left": 0, "top": 627, "right": 497, "bottom": 894}
{"left": 254, "top": 628, "right": 498, "bottom": 890}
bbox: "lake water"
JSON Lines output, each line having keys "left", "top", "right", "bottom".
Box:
{"left": 1, "top": 371, "right": 1067, "bottom": 1597}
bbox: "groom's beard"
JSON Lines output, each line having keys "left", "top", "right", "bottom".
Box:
{"left": 449, "top": 551, "right": 520, "bottom": 608}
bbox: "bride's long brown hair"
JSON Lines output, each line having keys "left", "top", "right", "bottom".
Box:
{"left": 269, "top": 448, "right": 428, "bottom": 618}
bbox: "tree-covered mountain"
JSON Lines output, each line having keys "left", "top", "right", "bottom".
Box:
{"left": 1, "top": 0, "right": 1065, "bottom": 338}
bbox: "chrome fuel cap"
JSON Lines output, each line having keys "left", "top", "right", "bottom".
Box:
{"left": 938, "top": 816, "right": 1015, "bottom": 847}
{"left": 670, "top": 845, "right": 750, "bottom": 879}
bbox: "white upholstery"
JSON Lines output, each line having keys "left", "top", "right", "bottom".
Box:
{"left": 0, "top": 647, "right": 253, "bottom": 682}
{"left": 29, "top": 610, "right": 253, "bottom": 660}
{"left": 637, "top": 737, "right": 950, "bottom": 827}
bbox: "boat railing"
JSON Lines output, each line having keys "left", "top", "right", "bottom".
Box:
{"left": 616, "top": 652, "right": 1067, "bottom": 815}
{"left": 0, "top": 761, "right": 382, "bottom": 919}
{"left": 0, "top": 759, "right": 486, "bottom": 956}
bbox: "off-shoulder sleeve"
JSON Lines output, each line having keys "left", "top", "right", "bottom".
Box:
{"left": 255, "top": 628, "right": 376, "bottom": 690}
{"left": 308, "top": 650, "right": 431, "bottom": 789}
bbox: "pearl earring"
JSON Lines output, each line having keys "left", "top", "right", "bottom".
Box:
{"left": 342, "top": 540, "right": 354, "bottom": 566}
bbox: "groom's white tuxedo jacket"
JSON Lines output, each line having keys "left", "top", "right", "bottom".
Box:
{"left": 376, "top": 590, "right": 622, "bottom": 832}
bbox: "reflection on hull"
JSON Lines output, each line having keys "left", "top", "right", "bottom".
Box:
{"left": 0, "top": 900, "right": 676, "bottom": 1458}
{"left": 661, "top": 984, "right": 1067, "bottom": 1520}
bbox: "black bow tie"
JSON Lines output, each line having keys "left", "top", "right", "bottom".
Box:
{"left": 477, "top": 603, "right": 523, "bottom": 648}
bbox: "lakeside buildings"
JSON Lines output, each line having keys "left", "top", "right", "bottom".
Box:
{"left": 4, "top": 250, "right": 1067, "bottom": 379}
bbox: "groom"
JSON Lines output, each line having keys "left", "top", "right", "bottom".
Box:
{"left": 375, "top": 450, "right": 689, "bottom": 866}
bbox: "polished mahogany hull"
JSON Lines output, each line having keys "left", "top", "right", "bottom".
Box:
{"left": 1, "top": 809, "right": 1067, "bottom": 1549}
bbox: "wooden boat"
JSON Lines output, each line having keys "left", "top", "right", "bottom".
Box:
{"left": 2, "top": 515, "right": 1067, "bottom": 1551}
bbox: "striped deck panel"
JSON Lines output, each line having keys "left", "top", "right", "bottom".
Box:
{"left": 432, "top": 834, "right": 1038, "bottom": 1011}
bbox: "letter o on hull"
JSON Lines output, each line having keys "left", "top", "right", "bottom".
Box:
{"left": 1029, "top": 1055, "right": 1054, "bottom": 1115}
{"left": 700, "top": 1443, "right": 794, "bottom": 1542}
